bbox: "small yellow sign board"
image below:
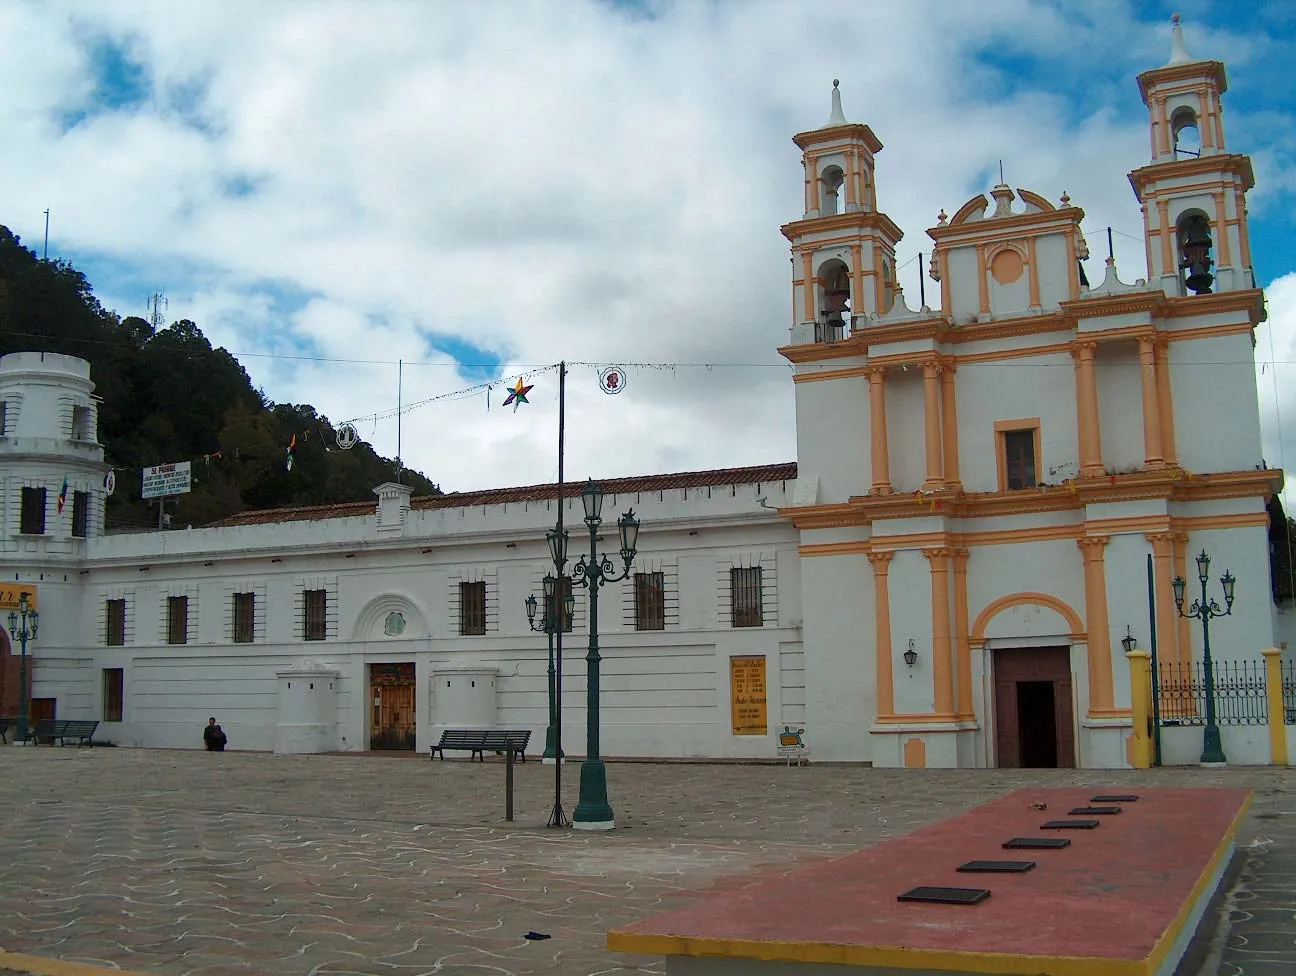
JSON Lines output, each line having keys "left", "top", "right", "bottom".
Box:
{"left": 0, "top": 585, "right": 37, "bottom": 612}
{"left": 730, "top": 655, "right": 768, "bottom": 735}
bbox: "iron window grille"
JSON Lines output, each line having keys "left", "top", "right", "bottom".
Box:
{"left": 459, "top": 580, "right": 487, "bottom": 636}
{"left": 105, "top": 599, "right": 126, "bottom": 646}
{"left": 71, "top": 490, "right": 89, "bottom": 538}
{"left": 634, "top": 571, "right": 666, "bottom": 631}
{"left": 20, "top": 486, "right": 46, "bottom": 534}
{"left": 166, "top": 596, "right": 189, "bottom": 645}
{"left": 303, "top": 589, "right": 327, "bottom": 641}
{"left": 731, "top": 566, "right": 764, "bottom": 628}
{"left": 233, "top": 592, "right": 255, "bottom": 644}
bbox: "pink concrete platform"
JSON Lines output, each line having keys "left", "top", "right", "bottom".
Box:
{"left": 608, "top": 787, "right": 1251, "bottom": 976}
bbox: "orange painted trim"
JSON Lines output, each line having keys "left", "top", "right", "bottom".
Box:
{"left": 949, "top": 194, "right": 989, "bottom": 225}
{"left": 872, "top": 712, "right": 962, "bottom": 725}
{"left": 976, "top": 244, "right": 990, "bottom": 314}
{"left": 902, "top": 737, "right": 927, "bottom": 767}
{"left": 1155, "top": 340, "right": 1178, "bottom": 466}
{"left": 1026, "top": 236, "right": 1042, "bottom": 307}
{"left": 1138, "top": 337, "right": 1165, "bottom": 468}
{"left": 1235, "top": 189, "right": 1252, "bottom": 270}
{"left": 1064, "top": 226, "right": 1079, "bottom": 300}
{"left": 1177, "top": 512, "right": 1270, "bottom": 531}
{"left": 1016, "top": 188, "right": 1056, "bottom": 212}
{"left": 1157, "top": 200, "right": 1173, "bottom": 278}
{"left": 971, "top": 591, "right": 1085, "bottom": 641}
{"left": 925, "top": 547, "right": 956, "bottom": 716}
{"left": 868, "top": 366, "right": 891, "bottom": 494}
{"left": 1214, "top": 191, "right": 1232, "bottom": 268}
{"left": 869, "top": 551, "right": 896, "bottom": 718}
{"left": 941, "top": 366, "right": 961, "bottom": 487}
{"left": 801, "top": 250, "right": 814, "bottom": 322}
{"left": 953, "top": 549, "right": 973, "bottom": 719}
{"left": 922, "top": 363, "right": 944, "bottom": 489}
{"left": 957, "top": 341, "right": 1073, "bottom": 365}
{"left": 994, "top": 417, "right": 1042, "bottom": 493}
{"left": 1078, "top": 536, "right": 1116, "bottom": 713}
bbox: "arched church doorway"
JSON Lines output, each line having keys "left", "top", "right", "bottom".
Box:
{"left": 992, "top": 647, "right": 1076, "bottom": 768}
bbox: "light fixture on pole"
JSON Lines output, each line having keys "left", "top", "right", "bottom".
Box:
{"left": 525, "top": 575, "right": 565, "bottom": 763}
{"left": 571, "top": 479, "right": 640, "bottom": 830}
{"left": 544, "top": 523, "right": 571, "bottom": 827}
{"left": 903, "top": 639, "right": 917, "bottom": 668}
{"left": 1121, "top": 626, "right": 1137, "bottom": 655}
{"left": 1172, "top": 549, "right": 1235, "bottom": 766}
{"left": 6, "top": 591, "right": 38, "bottom": 744}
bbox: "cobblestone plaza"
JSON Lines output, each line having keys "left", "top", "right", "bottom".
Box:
{"left": 0, "top": 749, "right": 1291, "bottom": 975}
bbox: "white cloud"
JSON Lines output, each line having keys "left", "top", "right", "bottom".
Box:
{"left": 1, "top": 0, "right": 1293, "bottom": 493}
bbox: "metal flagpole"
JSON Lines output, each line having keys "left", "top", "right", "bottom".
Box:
{"left": 396, "top": 360, "right": 403, "bottom": 484}
{"left": 549, "top": 361, "right": 569, "bottom": 828}
{"left": 1146, "top": 553, "right": 1163, "bottom": 766}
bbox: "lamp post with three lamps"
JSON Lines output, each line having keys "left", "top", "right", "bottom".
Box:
{"left": 525, "top": 574, "right": 574, "bottom": 763}
{"left": 1172, "top": 548, "right": 1235, "bottom": 766}
{"left": 6, "top": 591, "right": 38, "bottom": 743}
{"left": 571, "top": 479, "right": 640, "bottom": 830}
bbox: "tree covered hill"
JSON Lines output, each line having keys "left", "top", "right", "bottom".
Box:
{"left": 0, "top": 225, "right": 439, "bottom": 528}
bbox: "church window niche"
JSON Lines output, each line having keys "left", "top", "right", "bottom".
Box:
{"left": 881, "top": 259, "right": 894, "bottom": 313}
{"left": 816, "top": 259, "right": 851, "bottom": 342}
{"left": 820, "top": 166, "right": 845, "bottom": 216}
{"left": 1177, "top": 210, "right": 1215, "bottom": 295}
{"left": 1170, "top": 106, "right": 1201, "bottom": 159}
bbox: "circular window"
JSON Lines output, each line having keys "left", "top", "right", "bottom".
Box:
{"left": 990, "top": 248, "right": 1025, "bottom": 285}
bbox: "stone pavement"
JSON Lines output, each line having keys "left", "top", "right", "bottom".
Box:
{"left": 0, "top": 747, "right": 1290, "bottom": 976}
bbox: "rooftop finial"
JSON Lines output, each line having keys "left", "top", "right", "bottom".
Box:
{"left": 825, "top": 78, "right": 847, "bottom": 127}
{"left": 1168, "top": 12, "right": 1193, "bottom": 65}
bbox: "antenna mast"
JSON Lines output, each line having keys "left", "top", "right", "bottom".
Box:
{"left": 148, "top": 292, "right": 168, "bottom": 330}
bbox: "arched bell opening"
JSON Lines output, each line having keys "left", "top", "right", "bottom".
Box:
{"left": 820, "top": 166, "right": 845, "bottom": 216}
{"left": 1176, "top": 210, "right": 1215, "bottom": 295}
{"left": 1170, "top": 106, "right": 1201, "bottom": 160}
{"left": 881, "top": 258, "right": 895, "bottom": 313}
{"left": 815, "top": 258, "right": 851, "bottom": 341}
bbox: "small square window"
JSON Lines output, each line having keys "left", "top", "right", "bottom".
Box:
{"left": 634, "top": 572, "right": 665, "bottom": 631}
{"left": 459, "top": 581, "right": 486, "bottom": 636}
{"left": 731, "top": 567, "right": 764, "bottom": 628}
{"left": 1003, "top": 430, "right": 1037, "bottom": 490}
{"left": 303, "top": 589, "right": 327, "bottom": 641}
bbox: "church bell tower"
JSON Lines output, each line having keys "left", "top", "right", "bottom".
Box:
{"left": 1129, "top": 14, "right": 1256, "bottom": 296}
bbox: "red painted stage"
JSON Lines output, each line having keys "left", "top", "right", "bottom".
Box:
{"left": 608, "top": 787, "right": 1251, "bottom": 975}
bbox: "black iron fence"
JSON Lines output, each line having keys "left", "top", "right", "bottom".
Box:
{"left": 1156, "top": 659, "right": 1269, "bottom": 727}
{"left": 1284, "top": 660, "right": 1296, "bottom": 726}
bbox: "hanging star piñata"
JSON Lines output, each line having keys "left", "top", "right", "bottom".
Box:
{"left": 502, "top": 376, "right": 534, "bottom": 413}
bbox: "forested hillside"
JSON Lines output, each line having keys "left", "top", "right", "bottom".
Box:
{"left": 0, "top": 226, "right": 439, "bottom": 528}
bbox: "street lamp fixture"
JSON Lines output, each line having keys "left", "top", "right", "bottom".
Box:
{"left": 903, "top": 639, "right": 917, "bottom": 668}
{"left": 6, "top": 591, "right": 38, "bottom": 743}
{"left": 525, "top": 575, "right": 566, "bottom": 763}
{"left": 571, "top": 480, "right": 640, "bottom": 830}
{"left": 1121, "top": 627, "right": 1137, "bottom": 655}
{"left": 1172, "top": 549, "right": 1234, "bottom": 766}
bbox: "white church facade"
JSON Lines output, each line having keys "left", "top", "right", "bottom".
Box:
{"left": 1, "top": 18, "right": 1289, "bottom": 768}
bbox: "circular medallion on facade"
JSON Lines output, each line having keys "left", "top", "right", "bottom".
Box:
{"left": 103, "top": 470, "right": 116, "bottom": 496}
{"left": 384, "top": 611, "right": 406, "bottom": 637}
{"left": 598, "top": 366, "right": 626, "bottom": 395}
{"left": 336, "top": 423, "right": 359, "bottom": 450}
{"left": 990, "top": 247, "right": 1025, "bottom": 285}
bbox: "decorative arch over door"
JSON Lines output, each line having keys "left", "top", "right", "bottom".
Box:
{"left": 352, "top": 594, "right": 429, "bottom": 641}
{"left": 971, "top": 591, "right": 1085, "bottom": 644}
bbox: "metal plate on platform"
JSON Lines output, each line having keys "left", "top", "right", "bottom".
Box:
{"left": 1041, "top": 819, "right": 1100, "bottom": 829}
{"left": 1069, "top": 806, "right": 1123, "bottom": 815}
{"left": 1092, "top": 794, "right": 1139, "bottom": 802}
{"left": 1003, "top": 837, "right": 1072, "bottom": 849}
{"left": 957, "top": 860, "right": 1036, "bottom": 873}
{"left": 897, "top": 886, "right": 991, "bottom": 905}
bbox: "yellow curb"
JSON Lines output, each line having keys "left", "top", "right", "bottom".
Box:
{"left": 0, "top": 949, "right": 163, "bottom": 976}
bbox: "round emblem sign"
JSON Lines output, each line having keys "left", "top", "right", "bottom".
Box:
{"left": 384, "top": 611, "right": 406, "bottom": 637}
{"left": 335, "top": 423, "right": 359, "bottom": 450}
{"left": 598, "top": 366, "right": 626, "bottom": 395}
{"left": 103, "top": 470, "right": 116, "bottom": 496}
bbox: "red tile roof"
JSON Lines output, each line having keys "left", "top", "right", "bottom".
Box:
{"left": 209, "top": 462, "right": 797, "bottom": 527}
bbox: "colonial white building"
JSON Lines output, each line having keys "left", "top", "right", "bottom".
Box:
{"left": 0, "top": 18, "right": 1288, "bottom": 768}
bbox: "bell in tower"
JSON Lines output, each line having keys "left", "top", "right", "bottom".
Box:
{"left": 1178, "top": 214, "right": 1214, "bottom": 295}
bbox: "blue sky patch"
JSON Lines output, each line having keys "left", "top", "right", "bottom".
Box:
{"left": 424, "top": 334, "right": 504, "bottom": 382}
{"left": 59, "top": 32, "right": 151, "bottom": 131}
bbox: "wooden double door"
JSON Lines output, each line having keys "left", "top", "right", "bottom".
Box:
{"left": 369, "top": 663, "right": 416, "bottom": 751}
{"left": 994, "top": 647, "right": 1076, "bottom": 768}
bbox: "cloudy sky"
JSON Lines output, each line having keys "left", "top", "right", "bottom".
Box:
{"left": 2, "top": 0, "right": 1294, "bottom": 495}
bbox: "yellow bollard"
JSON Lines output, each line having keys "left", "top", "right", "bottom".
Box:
{"left": 1125, "top": 649, "right": 1152, "bottom": 770}
{"left": 1262, "top": 648, "right": 1288, "bottom": 766}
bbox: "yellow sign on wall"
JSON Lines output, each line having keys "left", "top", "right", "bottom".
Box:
{"left": 0, "top": 585, "right": 38, "bottom": 612}
{"left": 730, "top": 655, "right": 768, "bottom": 735}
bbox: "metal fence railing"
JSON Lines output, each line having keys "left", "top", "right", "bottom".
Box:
{"left": 1156, "top": 660, "right": 1269, "bottom": 727}
{"left": 1283, "top": 660, "right": 1296, "bottom": 726}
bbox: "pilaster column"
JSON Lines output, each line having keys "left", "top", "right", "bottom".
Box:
{"left": 940, "top": 364, "right": 961, "bottom": 488}
{"left": 850, "top": 244, "right": 864, "bottom": 328}
{"left": 1157, "top": 200, "right": 1174, "bottom": 277}
{"left": 808, "top": 155, "right": 820, "bottom": 215}
{"left": 1077, "top": 535, "right": 1116, "bottom": 715}
{"left": 976, "top": 244, "right": 990, "bottom": 315}
{"left": 1146, "top": 533, "right": 1178, "bottom": 672}
{"left": 1213, "top": 191, "right": 1232, "bottom": 268}
{"left": 867, "top": 367, "right": 892, "bottom": 494}
{"left": 922, "top": 362, "right": 944, "bottom": 490}
{"left": 1073, "top": 341, "right": 1105, "bottom": 477}
{"left": 952, "top": 548, "right": 973, "bottom": 719}
{"left": 801, "top": 251, "right": 815, "bottom": 323}
{"left": 1138, "top": 337, "right": 1165, "bottom": 469}
{"left": 923, "top": 548, "right": 955, "bottom": 717}
{"left": 868, "top": 551, "right": 896, "bottom": 719}
{"left": 1154, "top": 338, "right": 1177, "bottom": 466}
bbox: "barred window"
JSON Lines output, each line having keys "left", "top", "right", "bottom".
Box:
{"left": 233, "top": 592, "right": 255, "bottom": 644}
{"left": 303, "top": 588, "right": 327, "bottom": 641}
{"left": 72, "top": 490, "right": 89, "bottom": 538}
{"left": 166, "top": 596, "right": 189, "bottom": 645}
{"left": 634, "top": 572, "right": 665, "bottom": 631}
{"left": 103, "top": 668, "right": 124, "bottom": 722}
{"left": 459, "top": 581, "right": 486, "bottom": 636}
{"left": 20, "top": 487, "right": 45, "bottom": 534}
{"left": 730, "top": 567, "right": 764, "bottom": 628}
{"left": 544, "top": 575, "right": 574, "bottom": 633}
{"left": 105, "top": 599, "right": 126, "bottom": 646}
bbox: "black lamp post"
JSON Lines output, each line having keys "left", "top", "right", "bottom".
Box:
{"left": 1172, "top": 549, "right": 1235, "bottom": 766}
{"left": 544, "top": 524, "right": 570, "bottom": 828}
{"left": 526, "top": 574, "right": 574, "bottom": 762}
{"left": 571, "top": 479, "right": 640, "bottom": 830}
{"left": 6, "top": 591, "right": 38, "bottom": 743}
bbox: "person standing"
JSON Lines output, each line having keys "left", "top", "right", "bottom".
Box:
{"left": 203, "top": 717, "right": 227, "bottom": 751}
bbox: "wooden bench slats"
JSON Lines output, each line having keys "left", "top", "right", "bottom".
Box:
{"left": 24, "top": 719, "right": 99, "bottom": 746}
{"left": 430, "top": 729, "right": 531, "bottom": 762}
